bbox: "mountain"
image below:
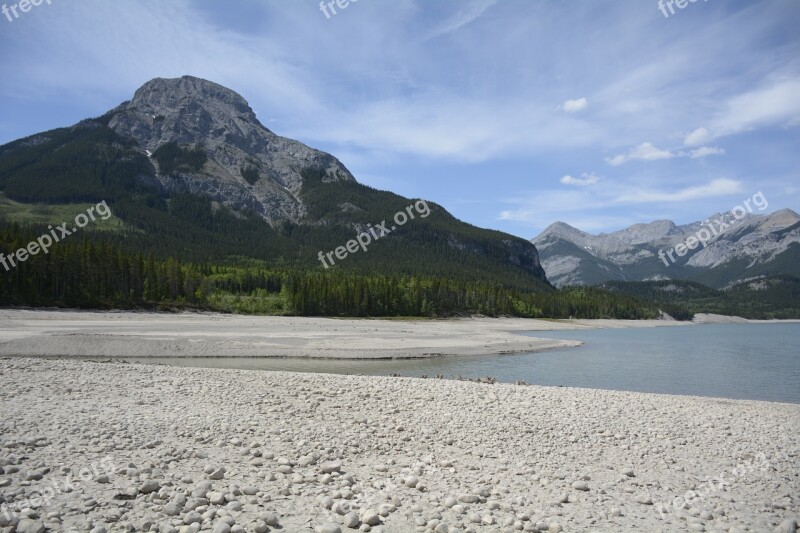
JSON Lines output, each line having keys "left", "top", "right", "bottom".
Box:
{"left": 0, "top": 76, "right": 548, "bottom": 289}
{"left": 105, "top": 76, "right": 354, "bottom": 224}
{"left": 532, "top": 209, "right": 800, "bottom": 288}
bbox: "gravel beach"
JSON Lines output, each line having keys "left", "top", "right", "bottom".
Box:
{"left": 1, "top": 358, "right": 798, "bottom": 533}
{"left": 0, "top": 311, "right": 694, "bottom": 360}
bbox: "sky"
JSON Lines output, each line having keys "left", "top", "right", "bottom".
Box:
{"left": 1, "top": 0, "right": 798, "bottom": 239}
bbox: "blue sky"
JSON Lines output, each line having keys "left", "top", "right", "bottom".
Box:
{"left": 1, "top": 0, "right": 798, "bottom": 239}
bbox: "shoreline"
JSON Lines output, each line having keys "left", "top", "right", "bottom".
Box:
{"left": 1, "top": 308, "right": 796, "bottom": 360}
{"left": 0, "top": 358, "right": 797, "bottom": 532}
{"left": 0, "top": 309, "right": 697, "bottom": 360}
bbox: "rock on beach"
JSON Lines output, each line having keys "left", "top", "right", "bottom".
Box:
{"left": 0, "top": 358, "right": 797, "bottom": 532}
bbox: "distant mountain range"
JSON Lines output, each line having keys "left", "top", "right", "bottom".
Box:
{"left": 531, "top": 209, "right": 800, "bottom": 288}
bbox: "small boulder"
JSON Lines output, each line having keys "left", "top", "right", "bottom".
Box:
{"left": 139, "top": 480, "right": 160, "bottom": 494}
{"left": 316, "top": 523, "right": 342, "bottom": 533}
{"left": 321, "top": 461, "right": 342, "bottom": 474}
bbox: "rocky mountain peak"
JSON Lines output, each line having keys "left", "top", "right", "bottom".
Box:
{"left": 539, "top": 221, "right": 588, "bottom": 240}
{"left": 131, "top": 76, "right": 256, "bottom": 120}
{"left": 104, "top": 76, "right": 355, "bottom": 224}
{"left": 109, "top": 76, "right": 267, "bottom": 152}
{"left": 610, "top": 219, "right": 678, "bottom": 244}
{"left": 763, "top": 208, "right": 800, "bottom": 228}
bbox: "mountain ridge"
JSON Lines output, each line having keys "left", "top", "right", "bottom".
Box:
{"left": 532, "top": 209, "right": 800, "bottom": 288}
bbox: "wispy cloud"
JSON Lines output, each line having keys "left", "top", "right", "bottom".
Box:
{"left": 606, "top": 142, "right": 726, "bottom": 166}
{"left": 561, "top": 172, "right": 599, "bottom": 186}
{"left": 500, "top": 177, "right": 748, "bottom": 234}
{"left": 684, "top": 127, "right": 712, "bottom": 146}
{"left": 689, "top": 146, "right": 726, "bottom": 159}
{"left": 0, "top": 1, "right": 324, "bottom": 116}
{"left": 713, "top": 78, "right": 800, "bottom": 137}
{"left": 562, "top": 97, "right": 588, "bottom": 113}
{"left": 294, "top": 95, "right": 604, "bottom": 162}
{"left": 606, "top": 142, "right": 675, "bottom": 166}
{"left": 683, "top": 78, "right": 800, "bottom": 145}
{"left": 421, "top": 0, "right": 498, "bottom": 41}
{"left": 614, "top": 178, "right": 743, "bottom": 204}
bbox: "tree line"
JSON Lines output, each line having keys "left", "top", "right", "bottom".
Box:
{"left": 1, "top": 223, "right": 663, "bottom": 319}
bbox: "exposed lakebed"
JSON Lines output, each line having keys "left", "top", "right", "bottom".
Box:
{"left": 123, "top": 323, "right": 800, "bottom": 404}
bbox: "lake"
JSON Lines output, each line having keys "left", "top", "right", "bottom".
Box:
{"left": 124, "top": 323, "right": 800, "bottom": 404}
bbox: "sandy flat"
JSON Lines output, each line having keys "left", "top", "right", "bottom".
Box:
{"left": 0, "top": 358, "right": 797, "bottom": 533}
{"left": 0, "top": 310, "right": 688, "bottom": 359}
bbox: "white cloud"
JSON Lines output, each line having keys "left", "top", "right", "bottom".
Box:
{"left": 560, "top": 172, "right": 599, "bottom": 186}
{"left": 605, "top": 154, "right": 627, "bottom": 166}
{"left": 629, "top": 142, "right": 675, "bottom": 161}
{"left": 682, "top": 79, "right": 800, "bottom": 145}
{"left": 607, "top": 141, "right": 724, "bottom": 164}
{"left": 684, "top": 127, "right": 712, "bottom": 146}
{"left": 294, "top": 94, "right": 604, "bottom": 162}
{"left": 713, "top": 78, "right": 800, "bottom": 137}
{"left": 562, "top": 97, "right": 588, "bottom": 113}
{"left": 605, "top": 142, "right": 674, "bottom": 166}
{"left": 614, "top": 178, "right": 743, "bottom": 203}
{"left": 501, "top": 177, "right": 746, "bottom": 231}
{"left": 499, "top": 189, "right": 604, "bottom": 225}
{"left": 689, "top": 146, "right": 725, "bottom": 159}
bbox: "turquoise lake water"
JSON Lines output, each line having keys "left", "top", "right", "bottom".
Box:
{"left": 125, "top": 323, "right": 800, "bottom": 404}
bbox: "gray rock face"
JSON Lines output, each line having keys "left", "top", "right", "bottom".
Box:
{"left": 106, "top": 76, "right": 355, "bottom": 224}
{"left": 532, "top": 209, "right": 800, "bottom": 288}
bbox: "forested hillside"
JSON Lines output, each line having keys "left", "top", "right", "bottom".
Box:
{"left": 0, "top": 121, "right": 550, "bottom": 286}
{"left": 0, "top": 222, "right": 663, "bottom": 319}
{"left": 0, "top": 76, "right": 680, "bottom": 320}
{"left": 598, "top": 278, "right": 800, "bottom": 319}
